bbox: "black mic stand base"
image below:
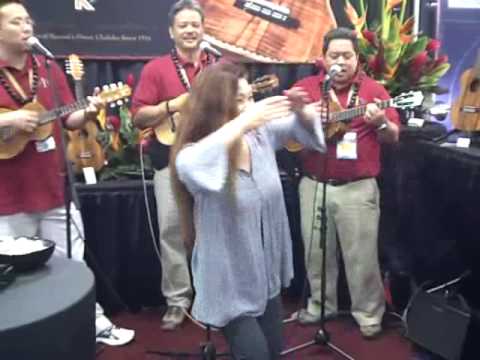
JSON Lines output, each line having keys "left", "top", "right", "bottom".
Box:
{"left": 281, "top": 326, "right": 355, "bottom": 360}
{"left": 147, "top": 325, "right": 230, "bottom": 359}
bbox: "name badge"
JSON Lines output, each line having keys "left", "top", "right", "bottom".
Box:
{"left": 35, "top": 136, "right": 56, "bottom": 153}
{"left": 337, "top": 132, "right": 357, "bottom": 160}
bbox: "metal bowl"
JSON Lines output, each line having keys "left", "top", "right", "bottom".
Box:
{"left": 0, "top": 237, "right": 56, "bottom": 272}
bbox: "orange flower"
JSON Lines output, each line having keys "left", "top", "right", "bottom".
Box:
{"left": 400, "top": 33, "right": 413, "bottom": 44}
{"left": 386, "top": 0, "right": 404, "bottom": 11}
{"left": 110, "top": 132, "right": 122, "bottom": 152}
{"left": 400, "top": 17, "right": 414, "bottom": 35}
{"left": 344, "top": 2, "right": 366, "bottom": 30}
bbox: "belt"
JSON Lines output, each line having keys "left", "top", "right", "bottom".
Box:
{"left": 305, "top": 174, "right": 371, "bottom": 186}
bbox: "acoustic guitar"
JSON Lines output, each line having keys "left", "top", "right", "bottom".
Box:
{"left": 285, "top": 90, "right": 424, "bottom": 151}
{"left": 154, "top": 74, "right": 280, "bottom": 146}
{"left": 198, "top": 0, "right": 337, "bottom": 62}
{"left": 0, "top": 83, "right": 131, "bottom": 159}
{"left": 451, "top": 51, "right": 480, "bottom": 131}
{"left": 65, "top": 54, "right": 106, "bottom": 173}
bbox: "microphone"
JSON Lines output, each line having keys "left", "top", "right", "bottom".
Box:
{"left": 326, "top": 64, "right": 342, "bottom": 80}
{"left": 26, "top": 36, "right": 54, "bottom": 59}
{"left": 199, "top": 40, "right": 222, "bottom": 57}
{"left": 323, "top": 64, "right": 342, "bottom": 93}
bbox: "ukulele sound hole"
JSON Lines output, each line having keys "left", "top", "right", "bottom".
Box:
{"left": 469, "top": 79, "right": 479, "bottom": 92}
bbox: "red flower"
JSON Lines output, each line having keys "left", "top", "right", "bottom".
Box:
{"left": 410, "top": 51, "right": 429, "bottom": 72}
{"left": 362, "top": 29, "right": 376, "bottom": 45}
{"left": 368, "top": 54, "right": 385, "bottom": 74}
{"left": 125, "top": 73, "right": 136, "bottom": 88}
{"left": 433, "top": 54, "right": 449, "bottom": 68}
{"left": 426, "top": 39, "right": 441, "bottom": 53}
{"left": 107, "top": 115, "right": 121, "bottom": 132}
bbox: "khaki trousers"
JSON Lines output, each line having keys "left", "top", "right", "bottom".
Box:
{"left": 154, "top": 167, "right": 192, "bottom": 309}
{"left": 299, "top": 176, "right": 385, "bottom": 326}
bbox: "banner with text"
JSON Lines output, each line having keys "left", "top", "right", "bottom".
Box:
{"left": 26, "top": 0, "right": 176, "bottom": 59}
{"left": 25, "top": 0, "right": 350, "bottom": 62}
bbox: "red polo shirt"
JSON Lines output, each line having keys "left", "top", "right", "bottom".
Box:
{"left": 131, "top": 51, "right": 212, "bottom": 170}
{"left": 0, "top": 55, "right": 75, "bottom": 215}
{"left": 293, "top": 71, "right": 400, "bottom": 181}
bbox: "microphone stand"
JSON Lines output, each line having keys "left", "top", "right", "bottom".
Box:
{"left": 44, "top": 56, "right": 79, "bottom": 259}
{"left": 44, "top": 55, "right": 128, "bottom": 311}
{"left": 281, "top": 77, "right": 354, "bottom": 360}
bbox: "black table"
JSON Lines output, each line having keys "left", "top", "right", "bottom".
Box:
{"left": 77, "top": 180, "right": 163, "bottom": 312}
{"left": 381, "top": 134, "right": 480, "bottom": 296}
{"left": 0, "top": 256, "right": 95, "bottom": 360}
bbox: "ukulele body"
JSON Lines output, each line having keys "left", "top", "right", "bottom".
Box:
{"left": 67, "top": 120, "right": 105, "bottom": 172}
{"left": 451, "top": 68, "right": 480, "bottom": 131}
{"left": 0, "top": 101, "right": 51, "bottom": 159}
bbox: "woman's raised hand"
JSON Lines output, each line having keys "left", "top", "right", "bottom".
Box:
{"left": 241, "top": 95, "right": 292, "bottom": 131}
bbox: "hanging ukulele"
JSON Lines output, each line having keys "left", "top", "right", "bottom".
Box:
{"left": 65, "top": 54, "right": 106, "bottom": 173}
{"left": 451, "top": 50, "right": 480, "bottom": 132}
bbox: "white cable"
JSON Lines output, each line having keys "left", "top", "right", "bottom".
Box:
{"left": 139, "top": 143, "right": 210, "bottom": 332}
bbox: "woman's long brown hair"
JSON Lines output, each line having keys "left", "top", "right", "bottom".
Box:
{"left": 170, "top": 62, "right": 247, "bottom": 251}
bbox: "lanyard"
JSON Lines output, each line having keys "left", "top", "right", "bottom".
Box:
{"left": 1, "top": 67, "right": 35, "bottom": 101}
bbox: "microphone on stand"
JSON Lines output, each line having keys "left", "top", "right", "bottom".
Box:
{"left": 199, "top": 40, "right": 222, "bottom": 58}
{"left": 26, "top": 36, "right": 54, "bottom": 59}
{"left": 323, "top": 64, "right": 342, "bottom": 92}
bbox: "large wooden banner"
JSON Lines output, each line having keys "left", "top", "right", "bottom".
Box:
{"left": 25, "top": 0, "right": 344, "bottom": 62}
{"left": 26, "top": 0, "right": 176, "bottom": 59}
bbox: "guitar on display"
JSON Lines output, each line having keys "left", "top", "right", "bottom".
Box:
{"left": 154, "top": 73, "right": 280, "bottom": 146}
{"left": 451, "top": 50, "right": 480, "bottom": 132}
{"left": 65, "top": 54, "right": 106, "bottom": 173}
{"left": 0, "top": 82, "right": 132, "bottom": 159}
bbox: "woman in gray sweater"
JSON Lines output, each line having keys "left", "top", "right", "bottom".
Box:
{"left": 171, "top": 63, "right": 325, "bottom": 360}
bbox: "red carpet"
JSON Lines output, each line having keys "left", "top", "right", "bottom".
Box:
{"left": 97, "top": 301, "right": 415, "bottom": 360}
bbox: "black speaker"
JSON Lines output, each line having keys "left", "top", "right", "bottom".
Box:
{"left": 406, "top": 290, "right": 471, "bottom": 360}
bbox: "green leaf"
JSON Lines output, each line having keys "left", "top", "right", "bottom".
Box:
{"left": 402, "top": 36, "right": 429, "bottom": 62}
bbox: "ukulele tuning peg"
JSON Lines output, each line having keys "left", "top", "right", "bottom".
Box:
{"left": 116, "top": 100, "right": 124, "bottom": 106}
{"left": 117, "top": 81, "right": 124, "bottom": 87}
{"left": 109, "top": 102, "right": 116, "bottom": 109}
{"left": 102, "top": 84, "right": 109, "bottom": 91}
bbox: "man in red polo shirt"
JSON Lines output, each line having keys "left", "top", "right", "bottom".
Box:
{"left": 293, "top": 27, "right": 400, "bottom": 339}
{"left": 0, "top": 0, "right": 134, "bottom": 346}
{"left": 132, "top": 0, "right": 217, "bottom": 330}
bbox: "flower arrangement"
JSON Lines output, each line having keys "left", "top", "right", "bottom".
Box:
{"left": 96, "top": 74, "right": 152, "bottom": 181}
{"left": 344, "top": 0, "right": 450, "bottom": 97}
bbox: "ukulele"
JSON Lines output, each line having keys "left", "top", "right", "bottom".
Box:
{"left": 0, "top": 83, "right": 132, "bottom": 159}
{"left": 154, "top": 74, "right": 280, "bottom": 146}
{"left": 65, "top": 54, "right": 106, "bottom": 173}
{"left": 451, "top": 51, "right": 480, "bottom": 131}
{"left": 285, "top": 91, "right": 424, "bottom": 152}
{"left": 198, "top": 0, "right": 337, "bottom": 62}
